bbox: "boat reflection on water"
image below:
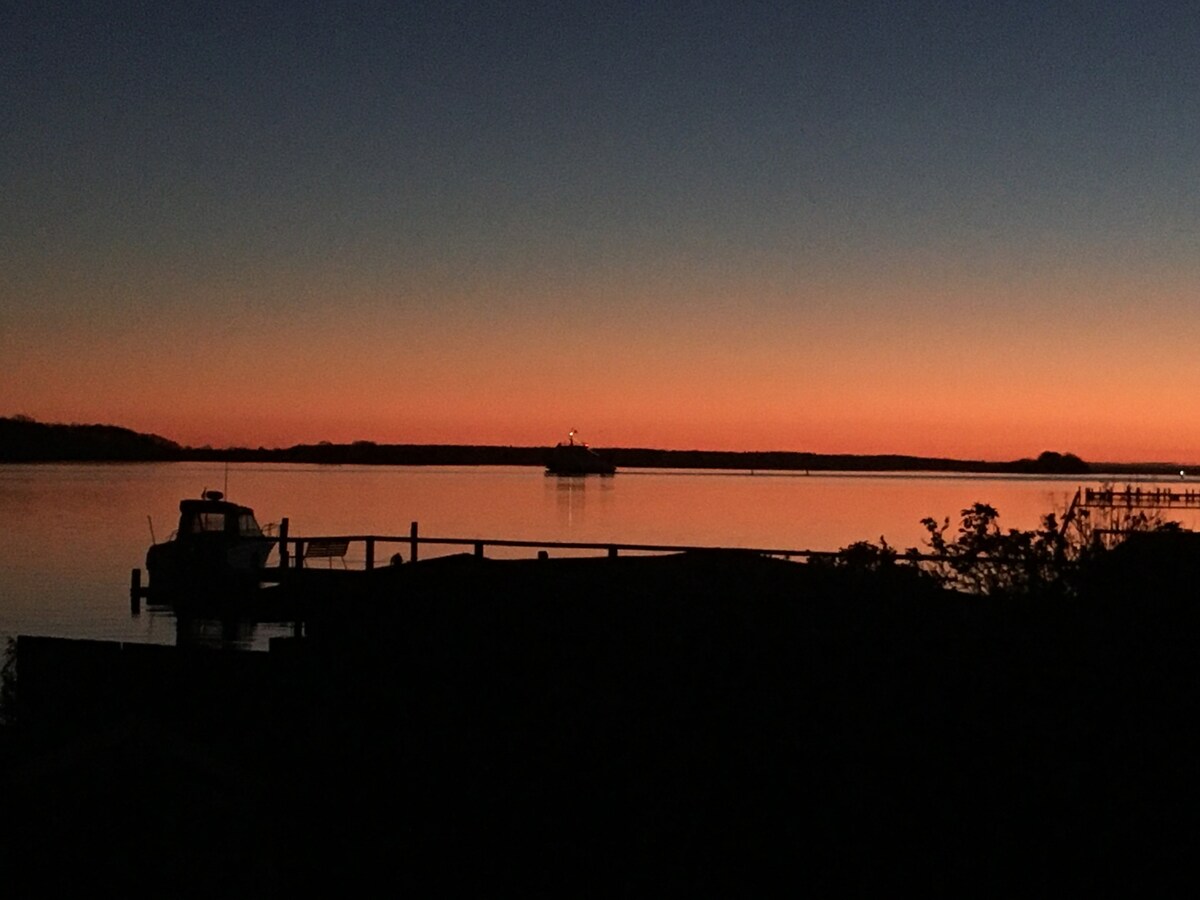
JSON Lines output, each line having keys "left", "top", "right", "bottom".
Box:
{"left": 166, "top": 613, "right": 274, "bottom": 649}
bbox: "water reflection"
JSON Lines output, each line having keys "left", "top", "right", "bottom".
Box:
{"left": 168, "top": 614, "right": 282, "bottom": 650}
{"left": 3, "top": 463, "right": 1198, "bottom": 647}
{"left": 549, "top": 474, "right": 615, "bottom": 530}
{"left": 137, "top": 602, "right": 294, "bottom": 651}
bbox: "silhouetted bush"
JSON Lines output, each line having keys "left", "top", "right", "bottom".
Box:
{"left": 834, "top": 499, "right": 1185, "bottom": 598}
{"left": 917, "top": 503, "right": 1071, "bottom": 596}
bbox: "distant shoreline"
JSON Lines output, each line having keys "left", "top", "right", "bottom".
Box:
{"left": 165, "top": 443, "right": 1107, "bottom": 475}
{"left": 1, "top": 415, "right": 1192, "bottom": 474}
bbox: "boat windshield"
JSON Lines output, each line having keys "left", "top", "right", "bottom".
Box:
{"left": 238, "top": 513, "right": 263, "bottom": 537}
{"left": 189, "top": 512, "right": 226, "bottom": 533}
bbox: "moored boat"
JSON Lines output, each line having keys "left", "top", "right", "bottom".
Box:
{"left": 145, "top": 490, "right": 274, "bottom": 595}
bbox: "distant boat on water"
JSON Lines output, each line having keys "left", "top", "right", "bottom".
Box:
{"left": 546, "top": 430, "right": 616, "bottom": 476}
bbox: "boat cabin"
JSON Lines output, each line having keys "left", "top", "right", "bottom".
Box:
{"left": 145, "top": 490, "right": 272, "bottom": 594}
{"left": 176, "top": 491, "right": 264, "bottom": 541}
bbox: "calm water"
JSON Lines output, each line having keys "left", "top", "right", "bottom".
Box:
{"left": 0, "top": 463, "right": 1192, "bottom": 650}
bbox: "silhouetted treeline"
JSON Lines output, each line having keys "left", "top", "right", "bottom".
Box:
{"left": 0, "top": 416, "right": 1097, "bottom": 473}
{"left": 191, "top": 440, "right": 548, "bottom": 466}
{"left": 0, "top": 415, "right": 181, "bottom": 461}
{"left": 606, "top": 446, "right": 1091, "bottom": 474}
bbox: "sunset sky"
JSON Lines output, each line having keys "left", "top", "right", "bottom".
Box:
{"left": 4, "top": 1, "right": 1199, "bottom": 461}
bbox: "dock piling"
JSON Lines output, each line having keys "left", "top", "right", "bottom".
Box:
{"left": 130, "top": 568, "right": 141, "bottom": 615}
{"left": 279, "top": 518, "right": 290, "bottom": 569}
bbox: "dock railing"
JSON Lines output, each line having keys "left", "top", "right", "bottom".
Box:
{"left": 1080, "top": 486, "right": 1200, "bottom": 509}
{"left": 272, "top": 519, "right": 946, "bottom": 571}
{"left": 1058, "top": 484, "right": 1200, "bottom": 547}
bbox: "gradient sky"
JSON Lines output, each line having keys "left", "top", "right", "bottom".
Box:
{"left": 4, "top": 1, "right": 1199, "bottom": 460}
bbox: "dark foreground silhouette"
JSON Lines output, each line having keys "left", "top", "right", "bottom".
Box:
{"left": 3, "top": 542, "right": 1199, "bottom": 895}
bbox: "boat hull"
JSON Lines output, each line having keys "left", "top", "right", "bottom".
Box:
{"left": 145, "top": 538, "right": 272, "bottom": 596}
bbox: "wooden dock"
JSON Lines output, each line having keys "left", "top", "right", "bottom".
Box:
{"left": 272, "top": 519, "right": 954, "bottom": 571}
{"left": 1079, "top": 486, "right": 1200, "bottom": 509}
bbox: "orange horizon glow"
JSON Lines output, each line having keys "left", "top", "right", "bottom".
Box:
{"left": 8, "top": 266, "right": 1200, "bottom": 465}
{"left": 7, "top": 404, "right": 1199, "bottom": 466}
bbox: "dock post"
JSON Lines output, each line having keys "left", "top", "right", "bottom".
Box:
{"left": 365, "top": 537, "right": 375, "bottom": 570}
{"left": 279, "top": 518, "right": 290, "bottom": 569}
{"left": 410, "top": 521, "right": 419, "bottom": 563}
{"left": 474, "top": 541, "right": 484, "bottom": 558}
{"left": 130, "top": 568, "right": 141, "bottom": 615}
{"left": 608, "top": 545, "right": 618, "bottom": 558}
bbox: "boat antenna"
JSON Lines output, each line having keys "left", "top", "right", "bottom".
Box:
{"left": 147, "top": 515, "right": 157, "bottom": 545}
{"left": 224, "top": 460, "right": 229, "bottom": 498}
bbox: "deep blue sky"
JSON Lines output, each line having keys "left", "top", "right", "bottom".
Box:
{"left": 4, "top": 1, "right": 1199, "bottom": 458}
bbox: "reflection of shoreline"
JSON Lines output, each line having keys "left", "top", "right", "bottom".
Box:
{"left": 614, "top": 469, "right": 1186, "bottom": 483}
